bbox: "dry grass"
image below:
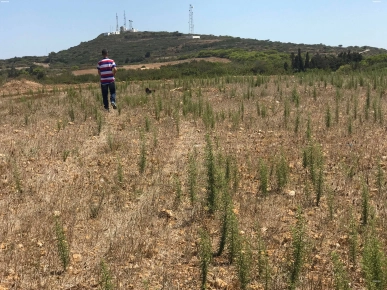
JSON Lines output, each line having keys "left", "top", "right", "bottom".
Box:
{"left": 72, "top": 58, "right": 231, "bottom": 76}
{"left": 0, "top": 73, "right": 387, "bottom": 289}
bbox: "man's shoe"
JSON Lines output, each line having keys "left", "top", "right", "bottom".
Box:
{"left": 104, "top": 107, "right": 109, "bottom": 112}
{"left": 111, "top": 102, "right": 117, "bottom": 109}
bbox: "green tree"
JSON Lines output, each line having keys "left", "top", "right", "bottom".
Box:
{"left": 8, "top": 63, "right": 17, "bottom": 78}
{"left": 304, "top": 52, "right": 310, "bottom": 70}
{"left": 290, "top": 52, "right": 296, "bottom": 70}
{"left": 297, "top": 48, "right": 304, "bottom": 72}
{"left": 284, "top": 61, "right": 289, "bottom": 71}
{"left": 47, "top": 51, "right": 56, "bottom": 63}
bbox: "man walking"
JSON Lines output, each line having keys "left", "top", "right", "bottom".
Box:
{"left": 97, "top": 49, "right": 117, "bottom": 111}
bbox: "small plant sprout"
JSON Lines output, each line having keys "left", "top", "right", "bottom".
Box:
{"left": 100, "top": 259, "right": 114, "bottom": 290}
{"left": 259, "top": 159, "right": 269, "bottom": 197}
{"left": 54, "top": 215, "right": 70, "bottom": 271}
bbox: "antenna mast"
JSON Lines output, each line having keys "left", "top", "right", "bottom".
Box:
{"left": 124, "top": 11, "right": 127, "bottom": 30}
{"left": 189, "top": 4, "right": 194, "bottom": 35}
{"left": 116, "top": 13, "right": 119, "bottom": 32}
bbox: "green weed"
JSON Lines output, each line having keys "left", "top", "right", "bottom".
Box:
{"left": 325, "top": 106, "right": 331, "bottom": 128}
{"left": 376, "top": 159, "right": 384, "bottom": 196}
{"left": 315, "top": 167, "right": 324, "bottom": 207}
{"left": 348, "top": 211, "right": 358, "bottom": 264}
{"left": 199, "top": 229, "right": 212, "bottom": 290}
{"left": 54, "top": 216, "right": 70, "bottom": 271}
{"left": 216, "top": 184, "right": 232, "bottom": 257}
{"left": 62, "top": 150, "right": 70, "bottom": 162}
{"left": 275, "top": 153, "right": 289, "bottom": 192}
{"left": 259, "top": 159, "right": 268, "bottom": 196}
{"left": 236, "top": 238, "right": 252, "bottom": 290}
{"left": 139, "top": 135, "right": 147, "bottom": 174}
{"left": 100, "top": 259, "right": 114, "bottom": 290}
{"left": 294, "top": 110, "right": 300, "bottom": 134}
{"left": 228, "top": 211, "right": 241, "bottom": 264}
{"left": 12, "top": 160, "right": 23, "bottom": 194}
{"left": 205, "top": 134, "right": 217, "bottom": 213}
{"left": 362, "top": 229, "right": 386, "bottom": 289}
{"left": 306, "top": 115, "right": 312, "bottom": 140}
{"left": 361, "top": 182, "right": 369, "bottom": 225}
{"left": 332, "top": 251, "right": 351, "bottom": 290}
{"left": 68, "top": 106, "right": 75, "bottom": 122}
{"left": 188, "top": 150, "right": 198, "bottom": 205}
{"left": 288, "top": 207, "right": 306, "bottom": 290}
{"left": 256, "top": 233, "right": 271, "bottom": 289}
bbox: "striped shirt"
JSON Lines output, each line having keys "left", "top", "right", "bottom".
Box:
{"left": 97, "top": 57, "right": 116, "bottom": 84}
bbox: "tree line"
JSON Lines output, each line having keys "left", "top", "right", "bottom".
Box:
{"left": 2, "top": 48, "right": 386, "bottom": 85}
{"left": 287, "top": 48, "right": 363, "bottom": 72}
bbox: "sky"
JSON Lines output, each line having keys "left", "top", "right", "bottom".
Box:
{"left": 0, "top": 0, "right": 386, "bottom": 60}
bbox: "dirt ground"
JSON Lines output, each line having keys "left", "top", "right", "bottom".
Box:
{"left": 1, "top": 74, "right": 387, "bottom": 289}
{"left": 0, "top": 80, "right": 44, "bottom": 95}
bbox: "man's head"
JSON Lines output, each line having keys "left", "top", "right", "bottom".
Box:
{"left": 102, "top": 49, "right": 108, "bottom": 57}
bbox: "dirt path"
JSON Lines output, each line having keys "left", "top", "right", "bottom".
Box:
{"left": 73, "top": 57, "right": 231, "bottom": 76}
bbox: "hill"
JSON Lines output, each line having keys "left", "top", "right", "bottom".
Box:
{"left": 1, "top": 31, "right": 386, "bottom": 69}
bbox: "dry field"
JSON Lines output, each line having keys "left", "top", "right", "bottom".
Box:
{"left": 0, "top": 73, "right": 387, "bottom": 290}
{"left": 72, "top": 57, "right": 231, "bottom": 76}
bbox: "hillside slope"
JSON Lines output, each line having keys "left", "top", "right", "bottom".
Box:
{"left": 2, "top": 31, "right": 386, "bottom": 69}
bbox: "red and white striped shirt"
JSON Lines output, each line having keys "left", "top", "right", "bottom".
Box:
{"left": 97, "top": 58, "right": 116, "bottom": 84}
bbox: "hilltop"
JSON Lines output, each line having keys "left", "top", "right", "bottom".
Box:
{"left": 1, "top": 31, "right": 386, "bottom": 70}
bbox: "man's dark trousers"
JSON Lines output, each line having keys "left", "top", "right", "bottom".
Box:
{"left": 101, "top": 82, "right": 116, "bottom": 110}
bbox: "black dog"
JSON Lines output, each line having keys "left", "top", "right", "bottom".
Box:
{"left": 145, "top": 88, "right": 155, "bottom": 94}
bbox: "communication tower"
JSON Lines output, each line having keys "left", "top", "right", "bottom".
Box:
{"left": 189, "top": 4, "right": 194, "bottom": 35}
{"left": 129, "top": 20, "right": 133, "bottom": 30}
{"left": 116, "top": 13, "right": 119, "bottom": 32}
{"left": 124, "top": 11, "right": 127, "bottom": 30}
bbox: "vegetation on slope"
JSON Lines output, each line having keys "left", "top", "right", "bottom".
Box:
{"left": 1, "top": 31, "right": 386, "bottom": 69}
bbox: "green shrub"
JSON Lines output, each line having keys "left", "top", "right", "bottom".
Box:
{"left": 332, "top": 252, "right": 351, "bottom": 290}
{"left": 275, "top": 153, "right": 289, "bottom": 192}
{"left": 362, "top": 231, "right": 387, "bottom": 289}
{"left": 139, "top": 133, "right": 147, "bottom": 174}
{"left": 199, "top": 229, "right": 212, "bottom": 290}
{"left": 205, "top": 134, "right": 217, "bottom": 213}
{"left": 188, "top": 150, "right": 198, "bottom": 204}
{"left": 236, "top": 238, "right": 252, "bottom": 290}
{"left": 54, "top": 216, "right": 70, "bottom": 271}
{"left": 289, "top": 208, "right": 306, "bottom": 290}
{"left": 259, "top": 159, "right": 268, "bottom": 196}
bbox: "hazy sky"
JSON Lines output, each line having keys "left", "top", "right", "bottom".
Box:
{"left": 0, "top": 0, "right": 386, "bottom": 59}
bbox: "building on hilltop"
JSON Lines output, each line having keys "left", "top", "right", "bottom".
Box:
{"left": 103, "top": 30, "right": 121, "bottom": 36}
{"left": 120, "top": 26, "right": 138, "bottom": 33}
{"left": 104, "top": 17, "right": 137, "bottom": 36}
